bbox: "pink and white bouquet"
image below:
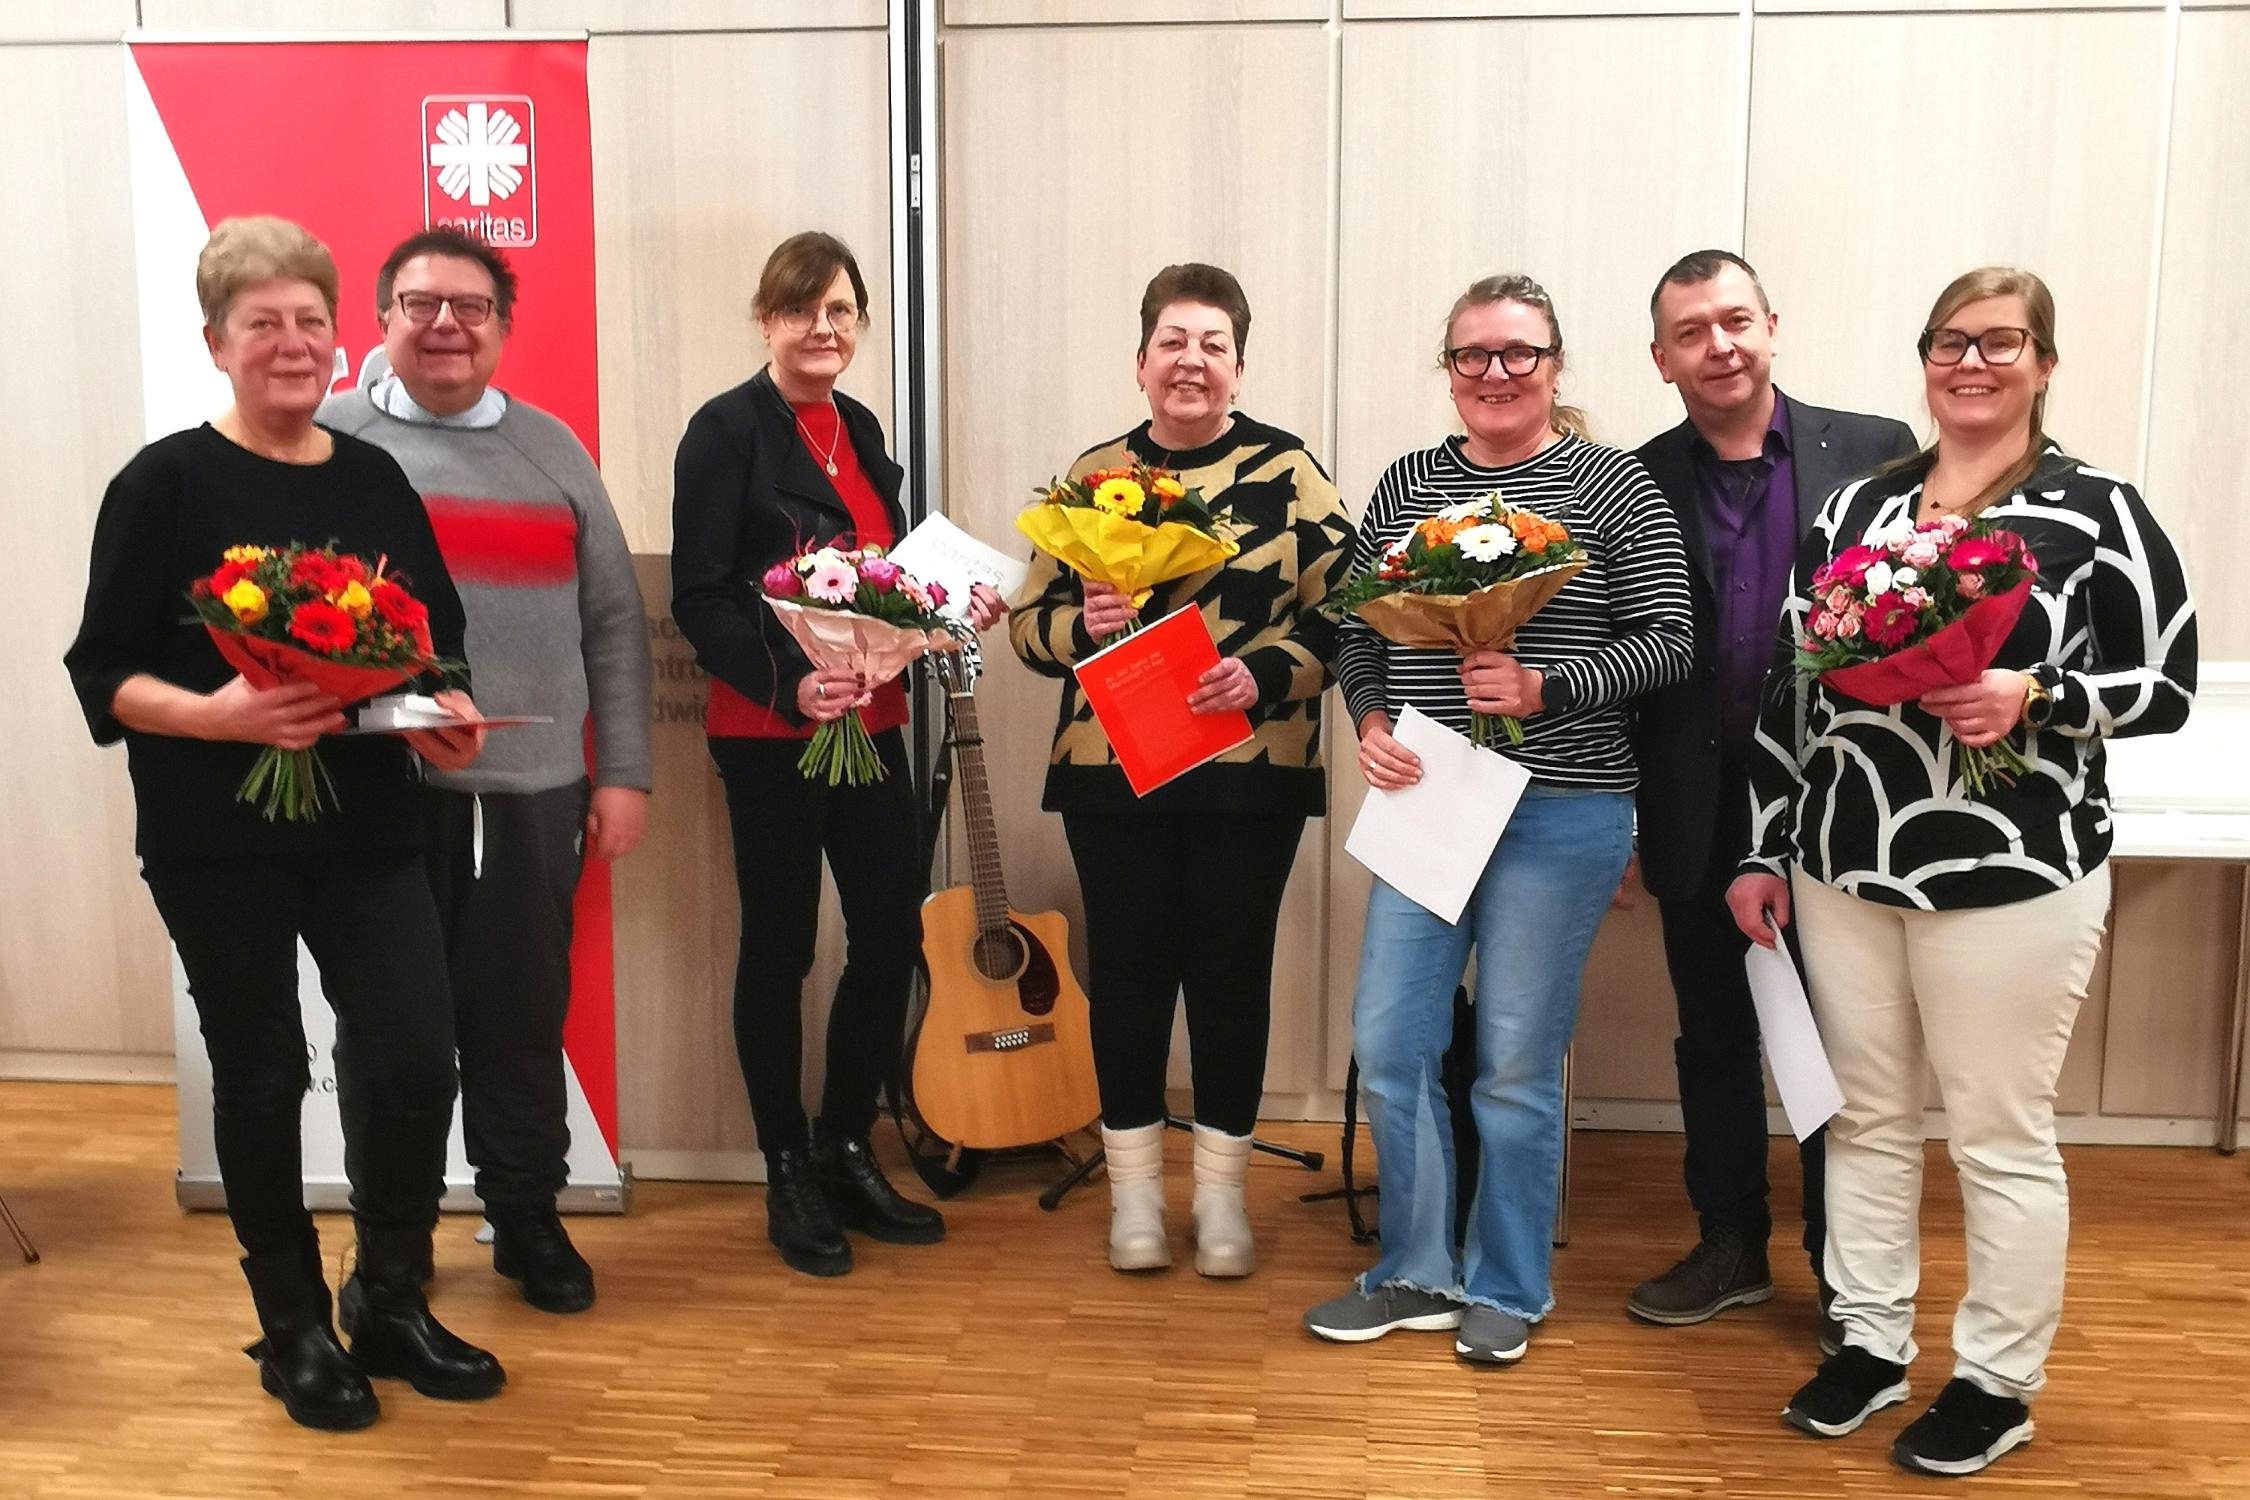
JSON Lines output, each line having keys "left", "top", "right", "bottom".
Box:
{"left": 759, "top": 541, "right": 960, "bottom": 785}
{"left": 1794, "top": 513, "right": 2040, "bottom": 793}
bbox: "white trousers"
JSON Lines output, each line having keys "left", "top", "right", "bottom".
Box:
{"left": 1793, "top": 864, "right": 2111, "bottom": 1402}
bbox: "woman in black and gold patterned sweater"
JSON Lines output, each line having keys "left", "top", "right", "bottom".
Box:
{"left": 1011, "top": 262, "right": 1351, "bottom": 1282}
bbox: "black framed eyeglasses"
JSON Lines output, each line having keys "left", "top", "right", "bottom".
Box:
{"left": 1444, "top": 343, "right": 1556, "bottom": 378}
{"left": 393, "top": 291, "right": 497, "bottom": 328}
{"left": 1919, "top": 326, "right": 2033, "bottom": 367}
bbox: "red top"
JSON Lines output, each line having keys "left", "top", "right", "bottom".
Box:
{"left": 706, "top": 401, "right": 910, "bottom": 739}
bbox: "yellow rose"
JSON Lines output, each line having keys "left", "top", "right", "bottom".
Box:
{"left": 1090, "top": 477, "right": 1146, "bottom": 517}
{"left": 333, "top": 579, "right": 373, "bottom": 618}
{"left": 222, "top": 545, "right": 267, "bottom": 565}
{"left": 1152, "top": 475, "right": 1186, "bottom": 501}
{"left": 222, "top": 579, "right": 268, "bottom": 623}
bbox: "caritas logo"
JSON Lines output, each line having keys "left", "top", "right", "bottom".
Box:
{"left": 422, "top": 96, "right": 537, "bottom": 246}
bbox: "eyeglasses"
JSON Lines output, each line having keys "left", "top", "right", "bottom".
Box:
{"left": 1444, "top": 343, "right": 1556, "bottom": 378}
{"left": 1919, "top": 326, "right": 2033, "bottom": 366}
{"left": 393, "top": 291, "right": 497, "bottom": 328}
{"left": 776, "top": 300, "right": 864, "bottom": 335}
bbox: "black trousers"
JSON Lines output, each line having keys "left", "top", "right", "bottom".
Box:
{"left": 419, "top": 780, "right": 589, "bottom": 1213}
{"left": 711, "top": 729, "right": 921, "bottom": 1155}
{"left": 143, "top": 853, "right": 458, "bottom": 1260}
{"left": 1656, "top": 824, "right": 1827, "bottom": 1280}
{"left": 1060, "top": 810, "right": 1307, "bottom": 1137}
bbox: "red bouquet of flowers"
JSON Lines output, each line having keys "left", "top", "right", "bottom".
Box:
{"left": 1794, "top": 513, "right": 2039, "bottom": 793}
{"left": 189, "top": 543, "right": 452, "bottom": 821}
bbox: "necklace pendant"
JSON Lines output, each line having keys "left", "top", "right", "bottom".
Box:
{"left": 825, "top": 460, "right": 839, "bottom": 477}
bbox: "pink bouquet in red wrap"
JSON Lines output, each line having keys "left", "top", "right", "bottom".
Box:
{"left": 1794, "top": 513, "right": 2040, "bottom": 793}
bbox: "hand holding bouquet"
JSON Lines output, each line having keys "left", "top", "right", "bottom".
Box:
{"left": 1324, "top": 493, "right": 1585, "bottom": 747}
{"left": 189, "top": 542, "right": 454, "bottom": 821}
{"left": 1794, "top": 513, "right": 2039, "bottom": 793}
{"left": 1016, "top": 463, "right": 1237, "bottom": 641}
{"left": 760, "top": 541, "right": 960, "bottom": 785}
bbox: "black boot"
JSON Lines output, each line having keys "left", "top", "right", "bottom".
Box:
{"left": 340, "top": 1225, "right": 506, "bottom": 1400}
{"left": 240, "top": 1244, "right": 380, "bottom": 1431}
{"left": 813, "top": 1122, "right": 945, "bottom": 1246}
{"left": 765, "top": 1146, "right": 852, "bottom": 1277}
{"left": 490, "top": 1205, "right": 595, "bottom": 1314}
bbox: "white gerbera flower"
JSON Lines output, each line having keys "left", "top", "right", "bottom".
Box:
{"left": 1456, "top": 523, "right": 1516, "bottom": 562}
{"left": 1438, "top": 497, "right": 1494, "bottom": 521}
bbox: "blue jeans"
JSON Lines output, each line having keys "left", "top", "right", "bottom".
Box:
{"left": 1352, "top": 786, "right": 1632, "bottom": 1319}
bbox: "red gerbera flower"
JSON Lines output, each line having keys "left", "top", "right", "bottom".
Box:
{"left": 370, "top": 579, "right": 429, "bottom": 632}
{"left": 290, "top": 552, "right": 350, "bottom": 595}
{"left": 286, "top": 599, "right": 359, "bottom": 655}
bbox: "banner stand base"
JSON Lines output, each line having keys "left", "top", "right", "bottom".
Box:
{"left": 175, "top": 1167, "right": 631, "bottom": 1216}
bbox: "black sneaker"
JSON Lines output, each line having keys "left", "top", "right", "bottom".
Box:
{"left": 1782, "top": 1346, "right": 1910, "bottom": 1438}
{"left": 1891, "top": 1378, "right": 2034, "bottom": 1477}
{"left": 1817, "top": 1282, "right": 1844, "bottom": 1358}
{"left": 1626, "top": 1226, "right": 1774, "bottom": 1325}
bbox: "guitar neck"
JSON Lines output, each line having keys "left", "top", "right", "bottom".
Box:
{"left": 948, "top": 688, "right": 1012, "bottom": 934}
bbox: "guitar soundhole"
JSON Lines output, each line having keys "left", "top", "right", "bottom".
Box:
{"left": 973, "top": 927, "right": 1028, "bottom": 984}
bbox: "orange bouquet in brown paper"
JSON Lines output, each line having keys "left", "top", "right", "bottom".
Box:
{"left": 1325, "top": 492, "right": 1586, "bottom": 747}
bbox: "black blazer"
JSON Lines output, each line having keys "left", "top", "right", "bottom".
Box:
{"left": 670, "top": 367, "right": 907, "bottom": 724}
{"left": 1629, "top": 391, "right": 1918, "bottom": 901}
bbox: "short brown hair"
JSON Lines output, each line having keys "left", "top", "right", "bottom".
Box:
{"left": 754, "top": 231, "right": 870, "bottom": 324}
{"left": 1138, "top": 263, "right": 1251, "bottom": 358}
{"left": 374, "top": 228, "right": 519, "bottom": 323}
{"left": 195, "top": 216, "right": 339, "bottom": 330}
{"left": 1649, "top": 249, "right": 1769, "bottom": 335}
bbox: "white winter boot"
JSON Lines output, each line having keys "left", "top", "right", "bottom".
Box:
{"left": 1189, "top": 1124, "right": 1255, "bottom": 1278}
{"left": 1101, "top": 1122, "right": 1171, "bottom": 1271}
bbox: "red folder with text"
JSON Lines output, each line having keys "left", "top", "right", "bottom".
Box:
{"left": 1073, "top": 605, "right": 1254, "bottom": 797}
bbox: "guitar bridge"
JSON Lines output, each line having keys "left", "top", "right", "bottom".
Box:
{"left": 963, "top": 1023, "right": 1056, "bottom": 1054}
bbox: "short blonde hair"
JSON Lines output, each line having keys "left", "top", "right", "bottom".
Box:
{"left": 195, "top": 216, "right": 340, "bottom": 330}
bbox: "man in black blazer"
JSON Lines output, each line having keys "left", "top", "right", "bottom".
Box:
{"left": 1627, "top": 251, "right": 1918, "bottom": 1345}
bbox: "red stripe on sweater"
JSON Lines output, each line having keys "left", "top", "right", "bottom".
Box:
{"left": 423, "top": 495, "right": 579, "bottom": 587}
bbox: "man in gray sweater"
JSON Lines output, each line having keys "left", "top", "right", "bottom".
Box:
{"left": 322, "top": 229, "right": 652, "bottom": 1313}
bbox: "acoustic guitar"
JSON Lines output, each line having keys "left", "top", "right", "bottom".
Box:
{"left": 910, "top": 645, "right": 1100, "bottom": 1150}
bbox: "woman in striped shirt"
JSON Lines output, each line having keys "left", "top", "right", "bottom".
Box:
{"left": 1304, "top": 274, "right": 1694, "bottom": 1365}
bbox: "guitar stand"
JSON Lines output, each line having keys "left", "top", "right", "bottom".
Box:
{"left": 1036, "top": 1116, "right": 1325, "bottom": 1212}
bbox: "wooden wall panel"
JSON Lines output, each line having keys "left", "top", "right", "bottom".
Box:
{"left": 1745, "top": 10, "right": 2167, "bottom": 482}
{"left": 0, "top": 1, "right": 135, "bottom": 41}
{"left": 2142, "top": 10, "right": 2250, "bottom": 660}
{"left": 588, "top": 27, "right": 893, "bottom": 555}
{"left": 137, "top": 0, "right": 508, "bottom": 27}
{"left": 940, "top": 23, "right": 1337, "bottom": 1099}
{"left": 2101, "top": 862, "right": 2245, "bottom": 1119}
{"left": 0, "top": 44, "right": 173, "bottom": 1059}
{"left": 947, "top": 0, "right": 1326, "bottom": 23}
{"left": 519, "top": 0, "right": 886, "bottom": 30}
{"left": 1346, "top": 0, "right": 1728, "bottom": 16}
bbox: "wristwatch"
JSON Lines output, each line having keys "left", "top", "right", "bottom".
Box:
{"left": 2022, "top": 672, "right": 2055, "bottom": 730}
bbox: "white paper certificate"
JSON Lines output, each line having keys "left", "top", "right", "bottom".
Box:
{"left": 886, "top": 513, "right": 1028, "bottom": 617}
{"left": 1744, "top": 939, "right": 1845, "bottom": 1142}
{"left": 1343, "top": 705, "right": 1532, "bottom": 925}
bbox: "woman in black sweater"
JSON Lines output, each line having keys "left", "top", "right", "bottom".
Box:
{"left": 64, "top": 218, "right": 499, "bottom": 1430}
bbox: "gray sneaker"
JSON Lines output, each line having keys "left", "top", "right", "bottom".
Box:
{"left": 1303, "top": 1284, "right": 1464, "bottom": 1343}
{"left": 1454, "top": 1305, "right": 1530, "bottom": 1364}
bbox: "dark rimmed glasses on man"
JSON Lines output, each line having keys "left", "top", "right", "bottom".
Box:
{"left": 392, "top": 291, "right": 498, "bottom": 328}
{"left": 1444, "top": 343, "right": 1557, "bottom": 378}
{"left": 1919, "top": 326, "right": 2033, "bottom": 366}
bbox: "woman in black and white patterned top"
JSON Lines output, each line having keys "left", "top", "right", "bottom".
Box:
{"left": 1734, "top": 269, "right": 2195, "bottom": 1478}
{"left": 1304, "top": 275, "right": 1692, "bottom": 1366}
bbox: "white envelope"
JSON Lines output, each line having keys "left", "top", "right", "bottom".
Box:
{"left": 1744, "top": 939, "right": 1845, "bottom": 1142}
{"left": 886, "top": 513, "right": 1028, "bottom": 617}
{"left": 1343, "top": 705, "right": 1531, "bottom": 924}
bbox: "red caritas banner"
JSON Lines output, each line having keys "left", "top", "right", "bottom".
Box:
{"left": 127, "top": 38, "right": 624, "bottom": 1208}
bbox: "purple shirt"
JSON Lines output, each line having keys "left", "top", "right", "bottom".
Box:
{"left": 1692, "top": 398, "right": 1796, "bottom": 757}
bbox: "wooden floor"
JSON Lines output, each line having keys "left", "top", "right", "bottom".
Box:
{"left": 2, "top": 1084, "right": 2247, "bottom": 1499}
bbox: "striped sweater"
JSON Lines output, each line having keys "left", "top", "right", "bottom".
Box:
{"left": 1336, "top": 434, "right": 1695, "bottom": 790}
{"left": 1009, "top": 415, "right": 1353, "bottom": 816}
{"left": 320, "top": 390, "right": 653, "bottom": 797}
